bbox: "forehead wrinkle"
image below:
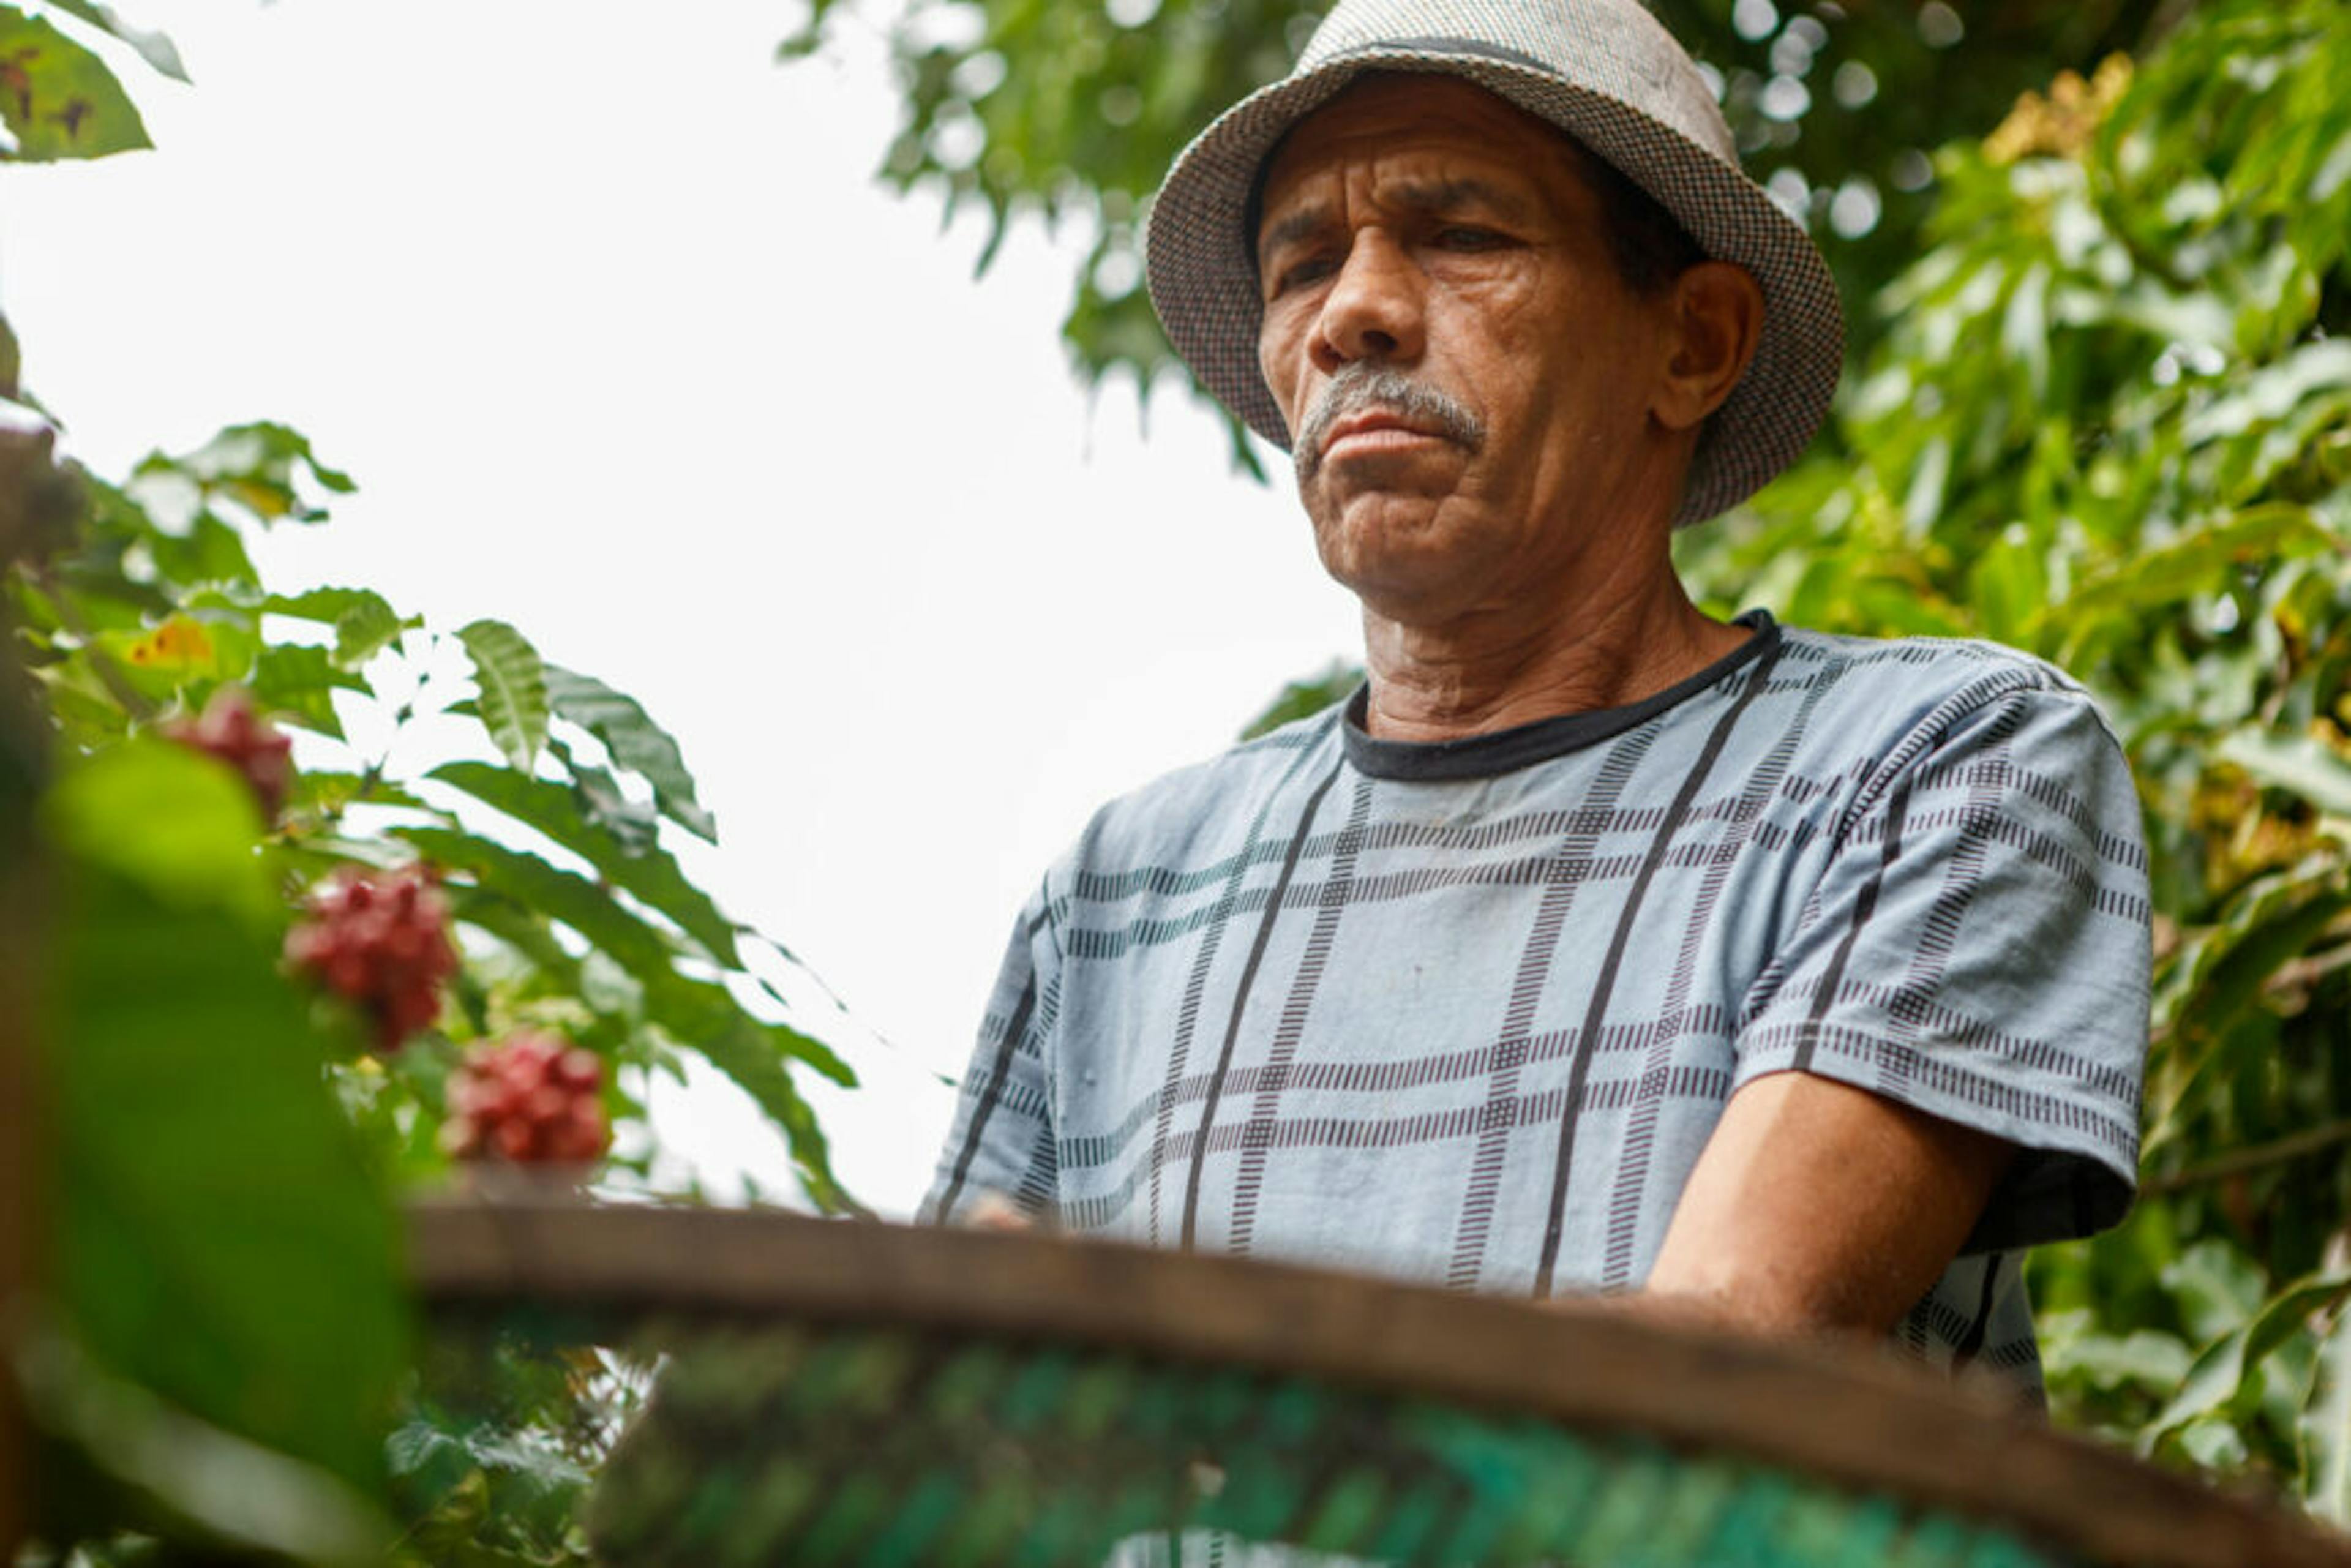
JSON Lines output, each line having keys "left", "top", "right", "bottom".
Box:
{"left": 1383, "top": 175, "right": 1535, "bottom": 224}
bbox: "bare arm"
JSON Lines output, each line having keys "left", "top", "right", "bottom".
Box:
{"left": 962, "top": 1073, "right": 2011, "bottom": 1338}
{"left": 1640, "top": 1070, "right": 2015, "bottom": 1338}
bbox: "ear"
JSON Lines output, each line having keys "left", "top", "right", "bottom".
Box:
{"left": 1651, "top": 261, "right": 1765, "bottom": 433}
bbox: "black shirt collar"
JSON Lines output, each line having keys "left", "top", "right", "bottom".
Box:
{"left": 1341, "top": 610, "right": 1780, "bottom": 782}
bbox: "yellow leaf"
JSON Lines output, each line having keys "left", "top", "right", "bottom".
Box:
{"left": 123, "top": 617, "right": 217, "bottom": 673}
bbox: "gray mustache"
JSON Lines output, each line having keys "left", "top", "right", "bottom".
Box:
{"left": 1294, "top": 367, "right": 1487, "bottom": 480}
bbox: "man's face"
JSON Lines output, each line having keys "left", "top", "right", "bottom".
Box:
{"left": 1254, "top": 75, "right": 1685, "bottom": 623}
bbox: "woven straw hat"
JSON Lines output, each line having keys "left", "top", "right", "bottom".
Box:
{"left": 1143, "top": 0, "right": 1845, "bottom": 525}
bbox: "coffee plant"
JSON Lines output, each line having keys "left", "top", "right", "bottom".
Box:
{"left": 0, "top": 6, "right": 861, "bottom": 1559}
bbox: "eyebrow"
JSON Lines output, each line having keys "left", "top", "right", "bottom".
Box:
{"left": 1255, "top": 177, "right": 1535, "bottom": 268}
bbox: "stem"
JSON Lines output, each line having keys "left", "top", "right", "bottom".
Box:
{"left": 2143, "top": 1117, "right": 2351, "bottom": 1197}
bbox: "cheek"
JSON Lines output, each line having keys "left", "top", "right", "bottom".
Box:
{"left": 1452, "top": 280, "right": 1550, "bottom": 381}
{"left": 1257, "top": 315, "right": 1312, "bottom": 430}
{"left": 1448, "top": 275, "right": 1651, "bottom": 448}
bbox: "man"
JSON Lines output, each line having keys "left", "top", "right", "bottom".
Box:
{"left": 925, "top": 0, "right": 2148, "bottom": 1395}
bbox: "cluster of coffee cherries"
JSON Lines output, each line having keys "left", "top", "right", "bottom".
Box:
{"left": 284, "top": 864, "right": 460, "bottom": 1052}
{"left": 165, "top": 686, "right": 294, "bottom": 821}
{"left": 202, "top": 682, "right": 613, "bottom": 1172}
{"left": 441, "top": 1030, "right": 609, "bottom": 1166}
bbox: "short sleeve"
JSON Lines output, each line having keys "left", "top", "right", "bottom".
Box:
{"left": 1734, "top": 679, "right": 2151, "bottom": 1252}
{"left": 919, "top": 882, "right": 1062, "bottom": 1226}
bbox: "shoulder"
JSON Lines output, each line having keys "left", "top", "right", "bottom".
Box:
{"left": 1774, "top": 623, "right": 2099, "bottom": 710}
{"left": 1770, "top": 624, "right": 2124, "bottom": 757}
{"left": 1766, "top": 623, "right": 2140, "bottom": 857}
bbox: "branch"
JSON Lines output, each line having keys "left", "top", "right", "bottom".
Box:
{"left": 2143, "top": 1117, "right": 2351, "bottom": 1197}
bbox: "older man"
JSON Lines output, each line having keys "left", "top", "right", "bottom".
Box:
{"left": 926, "top": 0, "right": 2148, "bottom": 1394}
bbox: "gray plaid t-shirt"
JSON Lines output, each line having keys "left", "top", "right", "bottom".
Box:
{"left": 926, "top": 617, "right": 2150, "bottom": 1393}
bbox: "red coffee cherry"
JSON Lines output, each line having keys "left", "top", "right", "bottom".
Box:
{"left": 285, "top": 864, "right": 459, "bottom": 1052}
{"left": 165, "top": 686, "right": 294, "bottom": 820}
{"left": 441, "top": 1030, "right": 610, "bottom": 1166}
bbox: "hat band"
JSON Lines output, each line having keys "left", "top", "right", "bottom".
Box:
{"left": 1323, "top": 36, "right": 1557, "bottom": 75}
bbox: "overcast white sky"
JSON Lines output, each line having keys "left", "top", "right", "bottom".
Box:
{"left": 1, "top": 0, "right": 1363, "bottom": 1214}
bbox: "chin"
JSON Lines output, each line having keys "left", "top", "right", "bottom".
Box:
{"left": 1318, "top": 530, "right": 1490, "bottom": 620}
{"left": 1316, "top": 485, "right": 1540, "bottom": 625}
{"left": 1313, "top": 484, "right": 1467, "bottom": 566}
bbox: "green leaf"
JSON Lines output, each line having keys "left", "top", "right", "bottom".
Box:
{"left": 20, "top": 1327, "right": 388, "bottom": 1563}
{"left": 445, "top": 885, "right": 583, "bottom": 988}
{"left": 1900, "top": 434, "right": 1951, "bottom": 541}
{"left": 1966, "top": 523, "right": 2049, "bottom": 647}
{"left": 144, "top": 510, "right": 258, "bottom": 593}
{"left": 2042, "top": 1326, "right": 2195, "bottom": 1396}
{"left": 2184, "top": 340, "right": 2351, "bottom": 446}
{"left": 42, "top": 748, "right": 408, "bottom": 1495}
{"left": 2060, "top": 503, "right": 2329, "bottom": 628}
{"left": 284, "top": 770, "right": 437, "bottom": 823}
{"left": 47, "top": 0, "right": 188, "bottom": 81}
{"left": 2001, "top": 260, "right": 2052, "bottom": 402}
{"left": 142, "top": 421, "right": 354, "bottom": 525}
{"left": 544, "top": 664, "right": 718, "bottom": 842}
{"left": 2148, "top": 1327, "right": 2252, "bottom": 1449}
{"left": 0, "top": 6, "right": 149, "bottom": 161}
{"left": 459, "top": 619, "right": 548, "bottom": 771}
{"left": 264, "top": 586, "right": 414, "bottom": 669}
{"left": 386, "top": 1408, "right": 591, "bottom": 1529}
{"left": 2219, "top": 728, "right": 2351, "bottom": 817}
{"left": 427, "top": 759, "right": 741, "bottom": 965}
{"left": 2244, "top": 1271, "right": 2351, "bottom": 1368}
{"left": 2163, "top": 1237, "right": 2273, "bottom": 1344}
{"left": 43, "top": 739, "right": 273, "bottom": 923}
{"left": 694, "top": 1011, "right": 858, "bottom": 1213}
{"left": 396, "top": 825, "right": 857, "bottom": 1182}
{"left": 333, "top": 597, "right": 403, "bottom": 667}
{"left": 553, "top": 738, "right": 659, "bottom": 853}
{"left": 2150, "top": 855, "right": 2348, "bottom": 1081}
{"left": 1239, "top": 661, "right": 1360, "bottom": 740}
{"left": 394, "top": 825, "right": 672, "bottom": 978}
{"left": 2149, "top": 1269, "right": 2351, "bottom": 1448}
{"left": 250, "top": 642, "right": 364, "bottom": 740}
{"left": 264, "top": 585, "right": 377, "bottom": 623}
{"left": 2302, "top": 1305, "right": 2351, "bottom": 1523}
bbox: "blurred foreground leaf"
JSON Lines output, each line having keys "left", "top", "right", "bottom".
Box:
{"left": 40, "top": 741, "right": 407, "bottom": 1498}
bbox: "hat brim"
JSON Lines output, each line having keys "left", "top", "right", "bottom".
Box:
{"left": 1143, "top": 47, "right": 1845, "bottom": 526}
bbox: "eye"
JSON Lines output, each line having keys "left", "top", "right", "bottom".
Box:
{"left": 1431, "top": 225, "right": 1510, "bottom": 251}
{"left": 1269, "top": 253, "right": 1338, "bottom": 297}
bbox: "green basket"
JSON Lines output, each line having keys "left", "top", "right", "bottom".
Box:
{"left": 407, "top": 1199, "right": 2351, "bottom": 1568}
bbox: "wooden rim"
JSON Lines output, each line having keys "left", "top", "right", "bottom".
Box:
{"left": 406, "top": 1196, "right": 2351, "bottom": 1568}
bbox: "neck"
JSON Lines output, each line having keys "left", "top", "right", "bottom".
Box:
{"left": 1357, "top": 552, "right": 1748, "bottom": 743}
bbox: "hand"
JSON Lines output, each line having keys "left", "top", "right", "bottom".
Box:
{"left": 962, "top": 1190, "right": 1045, "bottom": 1233}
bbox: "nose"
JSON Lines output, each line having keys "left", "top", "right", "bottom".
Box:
{"left": 1309, "top": 231, "right": 1426, "bottom": 374}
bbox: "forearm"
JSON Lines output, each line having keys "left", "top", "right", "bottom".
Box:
{"left": 1638, "top": 1071, "right": 2015, "bottom": 1338}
